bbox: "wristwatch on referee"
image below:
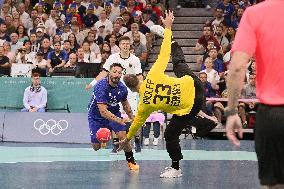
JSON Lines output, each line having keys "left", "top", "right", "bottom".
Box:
{"left": 224, "top": 107, "right": 238, "bottom": 117}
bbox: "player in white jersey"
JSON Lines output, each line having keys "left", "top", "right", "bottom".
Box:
{"left": 86, "top": 35, "right": 143, "bottom": 152}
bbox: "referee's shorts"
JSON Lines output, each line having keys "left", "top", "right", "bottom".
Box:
{"left": 255, "top": 104, "right": 284, "bottom": 185}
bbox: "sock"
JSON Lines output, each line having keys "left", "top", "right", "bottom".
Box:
{"left": 125, "top": 151, "right": 136, "bottom": 164}
{"left": 113, "top": 138, "right": 119, "bottom": 144}
{"left": 171, "top": 160, "right": 179, "bottom": 170}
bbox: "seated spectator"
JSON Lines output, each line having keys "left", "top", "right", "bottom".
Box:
{"left": 61, "top": 25, "right": 72, "bottom": 41}
{"left": 142, "top": 10, "right": 155, "bottom": 29}
{"left": 225, "top": 26, "right": 236, "bottom": 43}
{"left": 63, "top": 40, "right": 76, "bottom": 56}
{"left": 216, "top": 0, "right": 235, "bottom": 27}
{"left": 101, "top": 41, "right": 111, "bottom": 54}
{"left": 132, "top": 31, "right": 147, "bottom": 73}
{"left": 15, "top": 47, "right": 33, "bottom": 64}
{"left": 46, "top": 41, "right": 68, "bottom": 74}
{"left": 113, "top": 17, "right": 128, "bottom": 35}
{"left": 199, "top": 72, "right": 217, "bottom": 98}
{"left": 97, "top": 25, "right": 108, "bottom": 41}
{"left": 76, "top": 48, "right": 85, "bottom": 63}
{"left": 0, "top": 23, "right": 11, "bottom": 42}
{"left": 16, "top": 24, "right": 29, "bottom": 42}
{"left": 21, "top": 72, "right": 47, "bottom": 113}
{"left": 83, "top": 4, "right": 99, "bottom": 28}
{"left": 104, "top": 2, "right": 118, "bottom": 23}
{"left": 10, "top": 32, "right": 23, "bottom": 53}
{"left": 39, "top": 38, "right": 53, "bottom": 60}
{"left": 64, "top": 53, "right": 77, "bottom": 68}
{"left": 143, "top": 111, "right": 165, "bottom": 146}
{"left": 195, "top": 25, "right": 221, "bottom": 53}
{"left": 107, "top": 34, "right": 120, "bottom": 54}
{"left": 70, "top": 23, "right": 85, "bottom": 46}
{"left": 68, "top": 33, "right": 80, "bottom": 52}
{"left": 101, "top": 50, "right": 111, "bottom": 65}
{"left": 0, "top": 46, "right": 10, "bottom": 76}
{"left": 121, "top": 11, "right": 132, "bottom": 28}
{"left": 239, "top": 73, "right": 257, "bottom": 128}
{"left": 30, "top": 32, "right": 40, "bottom": 53}
{"left": 202, "top": 48, "right": 224, "bottom": 75}
{"left": 231, "top": 8, "right": 244, "bottom": 29}
{"left": 3, "top": 41, "right": 15, "bottom": 64}
{"left": 86, "top": 31, "right": 102, "bottom": 53}
{"left": 124, "top": 23, "right": 147, "bottom": 46}
{"left": 214, "top": 25, "right": 229, "bottom": 52}
{"left": 82, "top": 40, "right": 101, "bottom": 63}
{"left": 130, "top": 11, "right": 151, "bottom": 35}
{"left": 94, "top": 9, "right": 113, "bottom": 34}
{"left": 209, "top": 8, "right": 225, "bottom": 33}
{"left": 201, "top": 57, "right": 220, "bottom": 85}
{"left": 32, "top": 50, "right": 48, "bottom": 77}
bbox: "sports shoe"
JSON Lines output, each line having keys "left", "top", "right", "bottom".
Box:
{"left": 153, "top": 138, "right": 159, "bottom": 146}
{"left": 160, "top": 167, "right": 182, "bottom": 178}
{"left": 144, "top": 138, "right": 150, "bottom": 146}
{"left": 128, "top": 162, "right": 140, "bottom": 171}
{"left": 150, "top": 25, "right": 165, "bottom": 38}
{"left": 171, "top": 41, "right": 185, "bottom": 65}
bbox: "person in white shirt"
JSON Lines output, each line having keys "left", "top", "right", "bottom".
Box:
{"left": 94, "top": 9, "right": 113, "bottom": 34}
{"left": 18, "top": 3, "right": 30, "bottom": 29}
{"left": 200, "top": 57, "right": 220, "bottom": 90}
{"left": 123, "top": 23, "right": 147, "bottom": 46}
{"left": 21, "top": 72, "right": 47, "bottom": 113}
{"left": 82, "top": 40, "right": 101, "bottom": 63}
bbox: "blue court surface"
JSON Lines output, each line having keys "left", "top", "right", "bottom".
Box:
{"left": 0, "top": 140, "right": 260, "bottom": 189}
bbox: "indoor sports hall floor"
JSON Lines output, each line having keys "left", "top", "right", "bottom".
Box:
{"left": 0, "top": 140, "right": 260, "bottom": 189}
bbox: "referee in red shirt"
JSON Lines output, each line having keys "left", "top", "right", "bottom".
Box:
{"left": 225, "top": 1, "right": 284, "bottom": 188}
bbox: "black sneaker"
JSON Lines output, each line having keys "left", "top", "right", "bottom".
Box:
{"left": 110, "top": 143, "right": 119, "bottom": 153}
{"left": 171, "top": 41, "right": 185, "bottom": 65}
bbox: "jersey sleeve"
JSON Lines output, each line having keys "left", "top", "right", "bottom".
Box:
{"left": 94, "top": 82, "right": 108, "bottom": 104}
{"left": 231, "top": 8, "right": 256, "bottom": 56}
{"left": 126, "top": 106, "right": 152, "bottom": 140}
{"left": 132, "top": 56, "right": 143, "bottom": 75}
{"left": 102, "top": 55, "right": 113, "bottom": 71}
{"left": 148, "top": 28, "right": 172, "bottom": 75}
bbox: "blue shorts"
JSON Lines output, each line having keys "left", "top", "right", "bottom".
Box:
{"left": 88, "top": 117, "right": 127, "bottom": 144}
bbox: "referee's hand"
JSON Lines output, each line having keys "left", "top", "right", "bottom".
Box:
{"left": 226, "top": 114, "right": 243, "bottom": 147}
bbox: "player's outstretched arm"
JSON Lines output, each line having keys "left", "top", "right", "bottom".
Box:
{"left": 148, "top": 10, "right": 175, "bottom": 75}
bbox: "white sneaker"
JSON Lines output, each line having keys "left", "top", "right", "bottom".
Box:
{"left": 153, "top": 138, "right": 159, "bottom": 146}
{"left": 160, "top": 167, "right": 182, "bottom": 178}
{"left": 206, "top": 5, "right": 211, "bottom": 9}
{"left": 144, "top": 138, "right": 149, "bottom": 146}
{"left": 150, "top": 25, "right": 165, "bottom": 38}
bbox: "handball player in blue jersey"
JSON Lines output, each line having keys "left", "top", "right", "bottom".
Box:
{"left": 87, "top": 63, "right": 139, "bottom": 170}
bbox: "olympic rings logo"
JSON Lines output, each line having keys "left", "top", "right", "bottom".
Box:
{"left": 33, "top": 119, "right": 69, "bottom": 136}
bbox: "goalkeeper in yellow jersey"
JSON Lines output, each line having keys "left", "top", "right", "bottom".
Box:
{"left": 117, "top": 11, "right": 217, "bottom": 178}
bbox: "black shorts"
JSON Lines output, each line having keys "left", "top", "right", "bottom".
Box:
{"left": 255, "top": 104, "right": 284, "bottom": 185}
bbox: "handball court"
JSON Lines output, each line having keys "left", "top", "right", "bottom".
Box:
{"left": 0, "top": 139, "right": 260, "bottom": 189}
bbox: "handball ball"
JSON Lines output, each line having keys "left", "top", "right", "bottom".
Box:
{"left": 96, "top": 128, "right": 111, "bottom": 143}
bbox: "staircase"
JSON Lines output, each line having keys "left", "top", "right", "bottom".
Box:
{"left": 145, "top": 8, "right": 214, "bottom": 77}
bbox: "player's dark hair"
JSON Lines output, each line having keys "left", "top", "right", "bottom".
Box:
{"left": 110, "top": 63, "right": 124, "bottom": 70}
{"left": 123, "top": 74, "right": 139, "bottom": 90}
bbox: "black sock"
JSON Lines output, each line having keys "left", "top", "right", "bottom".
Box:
{"left": 125, "top": 151, "right": 136, "bottom": 164}
{"left": 113, "top": 138, "right": 119, "bottom": 144}
{"left": 171, "top": 160, "right": 179, "bottom": 170}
